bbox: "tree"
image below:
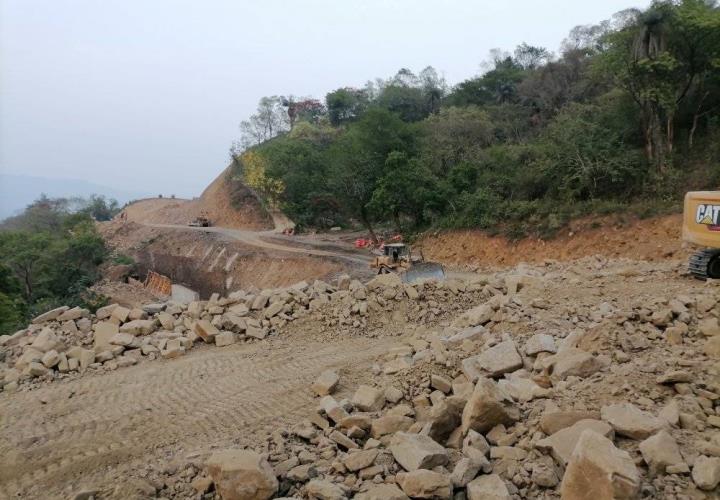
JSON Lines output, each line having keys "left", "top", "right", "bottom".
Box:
{"left": 237, "top": 150, "right": 285, "bottom": 206}
{"left": 420, "top": 106, "right": 494, "bottom": 174}
{"left": 599, "top": 0, "right": 720, "bottom": 169}
{"left": 369, "top": 152, "right": 444, "bottom": 229}
{"left": 514, "top": 43, "right": 553, "bottom": 70}
{"left": 326, "top": 87, "right": 369, "bottom": 126}
{"left": 374, "top": 67, "right": 448, "bottom": 121}
{"left": 79, "top": 195, "right": 120, "bottom": 221}
{"left": 281, "top": 97, "right": 326, "bottom": 128}
{"left": 327, "top": 108, "right": 416, "bottom": 240}
{"left": 419, "top": 66, "right": 448, "bottom": 114}
{"left": 376, "top": 84, "right": 429, "bottom": 122}
{"left": 533, "top": 102, "right": 644, "bottom": 200}
{"left": 447, "top": 54, "right": 526, "bottom": 106}
{"left": 235, "top": 96, "right": 290, "bottom": 151}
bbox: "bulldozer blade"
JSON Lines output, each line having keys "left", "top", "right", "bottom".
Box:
{"left": 402, "top": 262, "right": 446, "bottom": 283}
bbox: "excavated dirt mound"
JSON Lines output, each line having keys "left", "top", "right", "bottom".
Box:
{"left": 418, "top": 214, "right": 685, "bottom": 268}
{"left": 121, "top": 166, "right": 272, "bottom": 230}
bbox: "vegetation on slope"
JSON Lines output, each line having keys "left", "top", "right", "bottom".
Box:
{"left": 0, "top": 195, "right": 118, "bottom": 334}
{"left": 229, "top": 0, "right": 720, "bottom": 239}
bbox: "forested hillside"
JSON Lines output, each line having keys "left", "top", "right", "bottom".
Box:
{"left": 0, "top": 196, "right": 117, "bottom": 334}
{"left": 230, "top": 0, "right": 720, "bottom": 239}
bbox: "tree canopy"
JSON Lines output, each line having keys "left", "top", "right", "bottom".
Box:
{"left": 229, "top": 0, "right": 720, "bottom": 239}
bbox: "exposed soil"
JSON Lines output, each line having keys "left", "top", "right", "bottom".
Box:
{"left": 121, "top": 166, "right": 272, "bottom": 230}
{"left": 0, "top": 333, "right": 397, "bottom": 499}
{"left": 417, "top": 213, "right": 687, "bottom": 269}
{"left": 99, "top": 220, "right": 357, "bottom": 299}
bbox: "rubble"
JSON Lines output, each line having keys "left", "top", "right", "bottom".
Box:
{"left": 206, "top": 449, "right": 278, "bottom": 500}
{"left": 7, "top": 256, "right": 720, "bottom": 499}
{"left": 600, "top": 402, "right": 666, "bottom": 440}
{"left": 560, "top": 430, "right": 640, "bottom": 499}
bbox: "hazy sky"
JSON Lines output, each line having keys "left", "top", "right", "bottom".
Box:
{"left": 0, "top": 0, "right": 648, "bottom": 198}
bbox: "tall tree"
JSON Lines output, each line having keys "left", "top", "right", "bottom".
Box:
{"left": 325, "top": 88, "right": 369, "bottom": 126}
{"left": 599, "top": 0, "right": 720, "bottom": 169}
{"left": 327, "top": 108, "right": 415, "bottom": 241}
{"left": 235, "top": 96, "right": 290, "bottom": 151}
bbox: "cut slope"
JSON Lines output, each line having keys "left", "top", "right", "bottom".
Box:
{"left": 418, "top": 213, "right": 685, "bottom": 268}
{"left": 120, "top": 166, "right": 272, "bottom": 230}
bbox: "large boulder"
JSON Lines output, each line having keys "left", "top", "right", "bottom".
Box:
{"left": 536, "top": 419, "right": 614, "bottom": 465}
{"left": 206, "top": 449, "right": 278, "bottom": 500}
{"left": 560, "top": 430, "right": 640, "bottom": 500}
{"left": 195, "top": 320, "right": 220, "bottom": 343}
{"left": 638, "top": 430, "right": 685, "bottom": 475}
{"left": 354, "top": 484, "right": 408, "bottom": 500}
{"left": 461, "top": 377, "right": 519, "bottom": 434}
{"left": 390, "top": 432, "right": 449, "bottom": 471}
{"left": 370, "top": 415, "right": 413, "bottom": 438}
{"left": 305, "top": 479, "right": 346, "bottom": 500}
{"left": 311, "top": 370, "right": 339, "bottom": 396}
{"left": 30, "top": 328, "right": 61, "bottom": 353}
{"left": 397, "top": 470, "right": 452, "bottom": 499}
{"left": 466, "top": 474, "right": 510, "bottom": 500}
{"left": 352, "top": 385, "right": 385, "bottom": 412}
{"left": 525, "top": 333, "right": 557, "bottom": 356}
{"left": 32, "top": 306, "right": 69, "bottom": 324}
{"left": 692, "top": 455, "right": 720, "bottom": 491}
{"left": 119, "top": 319, "right": 156, "bottom": 336}
{"left": 470, "top": 340, "right": 523, "bottom": 378}
{"left": 539, "top": 410, "right": 600, "bottom": 435}
{"left": 541, "top": 348, "right": 604, "bottom": 381}
{"left": 600, "top": 403, "right": 665, "bottom": 440}
{"left": 453, "top": 303, "right": 493, "bottom": 328}
{"left": 93, "top": 322, "right": 119, "bottom": 352}
{"left": 426, "top": 396, "right": 465, "bottom": 443}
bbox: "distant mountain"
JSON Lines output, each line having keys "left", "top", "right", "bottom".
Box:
{"left": 0, "top": 174, "right": 151, "bottom": 220}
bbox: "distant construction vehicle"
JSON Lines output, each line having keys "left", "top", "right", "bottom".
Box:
{"left": 370, "top": 242, "right": 446, "bottom": 282}
{"left": 684, "top": 191, "right": 720, "bottom": 279}
{"left": 188, "top": 215, "right": 211, "bottom": 227}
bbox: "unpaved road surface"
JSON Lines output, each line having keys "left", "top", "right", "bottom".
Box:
{"left": 0, "top": 334, "right": 395, "bottom": 499}
{"left": 147, "top": 223, "right": 372, "bottom": 265}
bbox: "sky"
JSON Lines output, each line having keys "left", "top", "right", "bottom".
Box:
{"left": 0, "top": 0, "right": 649, "bottom": 199}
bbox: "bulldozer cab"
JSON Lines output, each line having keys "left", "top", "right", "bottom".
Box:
{"left": 383, "top": 243, "right": 408, "bottom": 263}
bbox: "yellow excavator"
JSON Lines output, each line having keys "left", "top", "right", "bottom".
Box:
{"left": 684, "top": 191, "right": 720, "bottom": 279}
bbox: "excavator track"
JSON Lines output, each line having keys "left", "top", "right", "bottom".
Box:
{"left": 689, "top": 249, "right": 720, "bottom": 280}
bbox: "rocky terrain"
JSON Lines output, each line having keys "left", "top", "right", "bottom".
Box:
{"left": 2, "top": 256, "right": 720, "bottom": 499}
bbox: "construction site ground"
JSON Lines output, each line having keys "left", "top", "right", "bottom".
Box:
{"left": 4, "top": 205, "right": 714, "bottom": 499}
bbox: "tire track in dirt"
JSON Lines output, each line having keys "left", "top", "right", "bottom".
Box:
{"left": 0, "top": 336, "right": 394, "bottom": 499}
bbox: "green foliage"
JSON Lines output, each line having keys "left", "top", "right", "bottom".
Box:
{"left": 112, "top": 253, "right": 135, "bottom": 265}
{"left": 326, "top": 88, "right": 369, "bottom": 126}
{"left": 230, "top": 1, "right": 720, "bottom": 240}
{"left": 0, "top": 198, "right": 108, "bottom": 335}
{"left": 532, "top": 101, "right": 645, "bottom": 200}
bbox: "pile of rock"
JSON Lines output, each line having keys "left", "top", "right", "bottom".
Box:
{"left": 0, "top": 273, "right": 489, "bottom": 393}
{"left": 159, "top": 260, "right": 720, "bottom": 499}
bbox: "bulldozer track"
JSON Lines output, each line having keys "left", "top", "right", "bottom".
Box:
{"left": 0, "top": 336, "right": 394, "bottom": 499}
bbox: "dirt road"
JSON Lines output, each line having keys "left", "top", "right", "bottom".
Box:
{"left": 0, "top": 334, "right": 396, "bottom": 499}
{"left": 147, "top": 224, "right": 372, "bottom": 266}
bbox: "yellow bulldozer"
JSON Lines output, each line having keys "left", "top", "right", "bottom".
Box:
{"left": 370, "top": 242, "right": 445, "bottom": 282}
{"left": 684, "top": 191, "right": 720, "bottom": 279}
